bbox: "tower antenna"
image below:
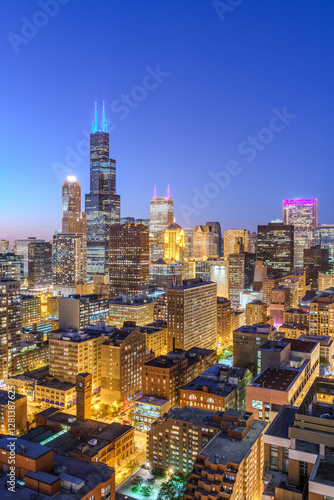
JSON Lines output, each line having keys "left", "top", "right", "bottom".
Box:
{"left": 102, "top": 101, "right": 106, "bottom": 132}
{"left": 93, "top": 102, "right": 97, "bottom": 132}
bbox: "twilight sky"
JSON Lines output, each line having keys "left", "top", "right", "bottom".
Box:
{"left": 1, "top": 0, "right": 334, "bottom": 243}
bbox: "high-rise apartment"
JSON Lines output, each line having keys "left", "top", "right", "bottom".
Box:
{"left": 0, "top": 279, "right": 21, "bottom": 381}
{"left": 85, "top": 103, "right": 120, "bottom": 276}
{"left": 282, "top": 198, "right": 319, "bottom": 269}
{"left": 167, "top": 279, "right": 217, "bottom": 351}
{"left": 14, "top": 237, "right": 45, "bottom": 278}
{"left": 52, "top": 232, "right": 87, "bottom": 295}
{"left": 315, "top": 224, "right": 334, "bottom": 271}
{"left": 49, "top": 331, "right": 102, "bottom": 393}
{"left": 109, "top": 223, "right": 149, "bottom": 297}
{"left": 28, "top": 241, "right": 52, "bottom": 288}
{"left": 257, "top": 222, "right": 294, "bottom": 275}
{"left": 149, "top": 186, "right": 173, "bottom": 260}
{"left": 309, "top": 291, "right": 334, "bottom": 339}
{"left": 303, "top": 246, "right": 329, "bottom": 289}
{"left": 0, "top": 253, "right": 24, "bottom": 282}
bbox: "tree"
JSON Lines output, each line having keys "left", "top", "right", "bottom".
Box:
{"left": 157, "top": 479, "right": 186, "bottom": 500}
{"left": 126, "top": 459, "right": 140, "bottom": 475}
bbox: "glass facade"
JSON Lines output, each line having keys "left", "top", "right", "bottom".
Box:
{"left": 85, "top": 130, "right": 120, "bottom": 276}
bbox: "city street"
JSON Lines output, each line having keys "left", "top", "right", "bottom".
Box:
{"left": 115, "top": 430, "right": 147, "bottom": 486}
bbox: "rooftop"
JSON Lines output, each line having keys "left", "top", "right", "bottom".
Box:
{"left": 0, "top": 437, "right": 51, "bottom": 460}
{"left": 251, "top": 366, "right": 302, "bottom": 391}
{"left": 265, "top": 406, "right": 298, "bottom": 439}
{"left": 234, "top": 324, "right": 275, "bottom": 335}
{"left": 284, "top": 338, "right": 319, "bottom": 353}
{"left": 135, "top": 396, "right": 169, "bottom": 407}
{"left": 169, "top": 279, "right": 215, "bottom": 290}
{"left": 198, "top": 420, "right": 267, "bottom": 466}
{"left": 167, "top": 407, "right": 223, "bottom": 429}
{"left": 37, "top": 379, "right": 75, "bottom": 391}
{"left": 0, "top": 389, "right": 26, "bottom": 405}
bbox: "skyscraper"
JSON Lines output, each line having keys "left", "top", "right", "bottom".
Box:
{"left": 282, "top": 198, "right": 319, "bottom": 269}
{"left": 28, "top": 241, "right": 52, "bottom": 288}
{"left": 14, "top": 237, "right": 45, "bottom": 278}
{"left": 149, "top": 186, "right": 173, "bottom": 260}
{"left": 85, "top": 102, "right": 120, "bottom": 276}
{"left": 315, "top": 224, "right": 334, "bottom": 271}
{"left": 109, "top": 223, "right": 149, "bottom": 297}
{"left": 228, "top": 252, "right": 256, "bottom": 308}
{"left": 192, "top": 225, "right": 215, "bottom": 259}
{"left": 206, "top": 221, "right": 222, "bottom": 256}
{"left": 224, "top": 229, "right": 250, "bottom": 258}
{"left": 62, "top": 176, "right": 87, "bottom": 235}
{"left": 0, "top": 279, "right": 21, "bottom": 381}
{"left": 257, "top": 222, "right": 294, "bottom": 275}
{"left": 164, "top": 222, "right": 185, "bottom": 262}
{"left": 167, "top": 278, "right": 217, "bottom": 351}
{"left": 52, "top": 232, "right": 87, "bottom": 295}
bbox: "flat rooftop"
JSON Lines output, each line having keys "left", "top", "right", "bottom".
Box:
{"left": 251, "top": 366, "right": 301, "bottom": 391}
{"left": 167, "top": 407, "right": 223, "bottom": 429}
{"left": 266, "top": 406, "right": 298, "bottom": 439}
{"left": 234, "top": 324, "right": 274, "bottom": 335}
{"left": 285, "top": 338, "right": 319, "bottom": 353}
{"left": 259, "top": 340, "right": 289, "bottom": 352}
{"left": 135, "top": 396, "right": 168, "bottom": 406}
{"left": 0, "top": 389, "right": 25, "bottom": 405}
{"left": 199, "top": 420, "right": 267, "bottom": 465}
{"left": 37, "top": 379, "right": 75, "bottom": 391}
{"left": 0, "top": 436, "right": 51, "bottom": 460}
{"left": 169, "top": 280, "right": 215, "bottom": 290}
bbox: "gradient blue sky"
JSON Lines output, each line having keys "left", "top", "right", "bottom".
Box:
{"left": 1, "top": 0, "right": 334, "bottom": 242}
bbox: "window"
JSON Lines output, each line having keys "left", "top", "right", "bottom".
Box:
{"left": 299, "top": 461, "right": 308, "bottom": 484}
{"left": 270, "top": 445, "right": 278, "bottom": 470}
{"left": 283, "top": 447, "right": 289, "bottom": 473}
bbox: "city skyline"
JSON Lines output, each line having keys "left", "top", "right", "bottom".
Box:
{"left": 1, "top": 0, "right": 334, "bottom": 242}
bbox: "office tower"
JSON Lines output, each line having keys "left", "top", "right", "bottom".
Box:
{"left": 195, "top": 260, "right": 211, "bottom": 281}
{"left": 101, "top": 328, "right": 146, "bottom": 405}
{"left": 76, "top": 372, "right": 92, "bottom": 421}
{"left": 0, "top": 253, "right": 24, "bottom": 282}
{"left": 109, "top": 295, "right": 154, "bottom": 328}
{"left": 282, "top": 198, "right": 319, "bottom": 269}
{"left": 250, "top": 231, "right": 257, "bottom": 253}
{"left": 149, "top": 258, "right": 183, "bottom": 288}
{"left": 304, "top": 246, "right": 329, "bottom": 289}
{"left": 52, "top": 232, "right": 87, "bottom": 295}
{"left": 217, "top": 297, "right": 234, "bottom": 346}
{"left": 149, "top": 186, "right": 173, "bottom": 260}
{"left": 62, "top": 176, "right": 87, "bottom": 235}
{"left": 0, "top": 240, "right": 9, "bottom": 252}
{"left": 0, "top": 279, "right": 21, "bottom": 381}
{"left": 14, "top": 237, "right": 45, "bottom": 277}
{"left": 49, "top": 331, "right": 102, "bottom": 393}
{"left": 85, "top": 103, "right": 120, "bottom": 276}
{"left": 163, "top": 222, "right": 185, "bottom": 261}
{"left": 315, "top": 224, "right": 334, "bottom": 271}
{"left": 143, "top": 347, "right": 216, "bottom": 408}
{"left": 21, "top": 295, "right": 41, "bottom": 327}
{"left": 28, "top": 241, "right": 52, "bottom": 289}
{"left": 245, "top": 300, "right": 269, "bottom": 325}
{"left": 223, "top": 229, "right": 250, "bottom": 258}
{"left": 109, "top": 223, "right": 149, "bottom": 297}
{"left": 183, "top": 411, "right": 267, "bottom": 500}
{"left": 58, "top": 293, "right": 109, "bottom": 330}
{"left": 184, "top": 227, "right": 193, "bottom": 259}
{"left": 206, "top": 221, "right": 222, "bottom": 256}
{"left": 210, "top": 259, "right": 229, "bottom": 297}
{"left": 318, "top": 272, "right": 334, "bottom": 291}
{"left": 233, "top": 324, "right": 278, "bottom": 377}
{"left": 192, "top": 225, "right": 215, "bottom": 259}
{"left": 228, "top": 252, "right": 255, "bottom": 308}
{"left": 257, "top": 222, "right": 294, "bottom": 275}
{"left": 167, "top": 279, "right": 217, "bottom": 351}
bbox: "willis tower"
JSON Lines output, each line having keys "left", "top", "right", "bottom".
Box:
{"left": 85, "top": 102, "right": 120, "bottom": 276}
